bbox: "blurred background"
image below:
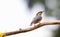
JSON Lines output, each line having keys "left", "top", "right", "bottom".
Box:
{"left": 0, "top": 0, "right": 60, "bottom": 37}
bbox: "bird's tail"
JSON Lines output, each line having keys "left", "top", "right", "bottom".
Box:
{"left": 30, "top": 22, "right": 33, "bottom": 26}
{"left": 19, "top": 28, "right": 22, "bottom": 30}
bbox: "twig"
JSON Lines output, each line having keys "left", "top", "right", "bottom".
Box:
{"left": 4, "top": 20, "right": 60, "bottom": 36}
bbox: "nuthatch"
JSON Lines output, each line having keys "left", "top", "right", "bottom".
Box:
{"left": 30, "top": 11, "right": 43, "bottom": 26}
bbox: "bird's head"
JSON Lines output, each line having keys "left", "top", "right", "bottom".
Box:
{"left": 37, "top": 11, "right": 43, "bottom": 16}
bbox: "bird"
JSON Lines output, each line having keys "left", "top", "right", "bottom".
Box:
{"left": 30, "top": 11, "right": 43, "bottom": 26}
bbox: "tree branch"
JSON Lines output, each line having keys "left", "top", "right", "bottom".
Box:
{"left": 4, "top": 20, "right": 60, "bottom": 36}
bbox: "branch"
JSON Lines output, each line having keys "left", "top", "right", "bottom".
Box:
{"left": 4, "top": 20, "right": 60, "bottom": 36}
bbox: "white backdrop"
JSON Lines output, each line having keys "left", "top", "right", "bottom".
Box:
{"left": 0, "top": 0, "right": 58, "bottom": 37}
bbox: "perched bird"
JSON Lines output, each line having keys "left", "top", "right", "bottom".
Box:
{"left": 30, "top": 11, "right": 43, "bottom": 26}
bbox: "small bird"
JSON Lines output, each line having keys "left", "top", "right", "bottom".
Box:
{"left": 30, "top": 11, "right": 43, "bottom": 26}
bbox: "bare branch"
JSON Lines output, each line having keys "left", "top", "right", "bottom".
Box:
{"left": 4, "top": 20, "right": 60, "bottom": 36}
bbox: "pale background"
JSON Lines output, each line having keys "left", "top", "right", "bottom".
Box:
{"left": 0, "top": 0, "right": 58, "bottom": 37}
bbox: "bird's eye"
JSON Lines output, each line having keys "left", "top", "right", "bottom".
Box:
{"left": 37, "top": 13, "right": 42, "bottom": 16}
